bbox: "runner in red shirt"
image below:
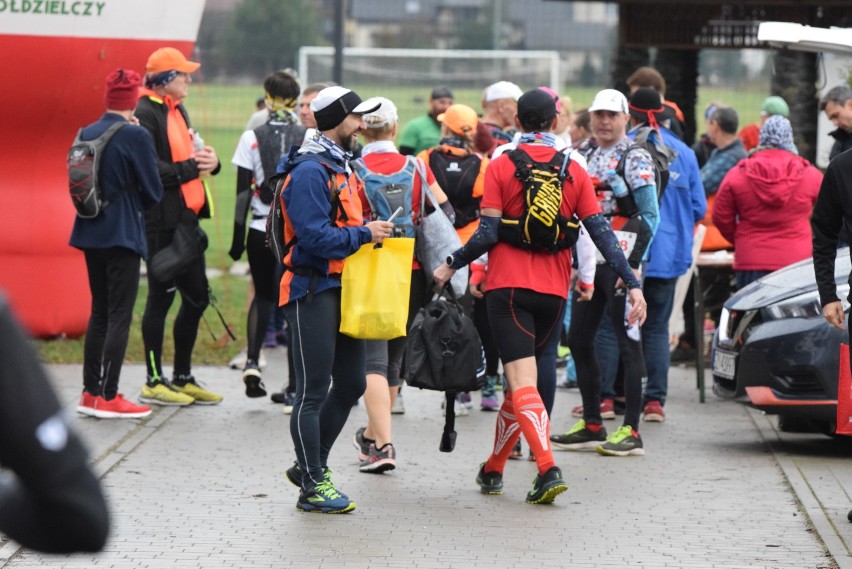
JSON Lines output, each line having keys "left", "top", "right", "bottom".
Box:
{"left": 434, "top": 89, "right": 646, "bottom": 504}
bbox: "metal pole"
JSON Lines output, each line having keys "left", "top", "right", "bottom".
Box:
{"left": 492, "top": 0, "right": 503, "bottom": 50}
{"left": 333, "top": 0, "right": 344, "bottom": 85}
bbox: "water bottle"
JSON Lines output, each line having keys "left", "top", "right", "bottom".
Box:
{"left": 624, "top": 296, "right": 641, "bottom": 342}
{"left": 190, "top": 128, "right": 204, "bottom": 153}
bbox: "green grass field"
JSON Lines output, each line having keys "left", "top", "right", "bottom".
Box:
{"left": 36, "top": 80, "right": 768, "bottom": 366}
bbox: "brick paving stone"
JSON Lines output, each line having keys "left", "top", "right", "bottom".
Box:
{"left": 0, "top": 355, "right": 843, "bottom": 569}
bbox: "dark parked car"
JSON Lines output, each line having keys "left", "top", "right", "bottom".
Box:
{"left": 711, "top": 254, "right": 850, "bottom": 434}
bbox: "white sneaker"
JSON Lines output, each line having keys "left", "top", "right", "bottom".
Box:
{"left": 228, "top": 349, "right": 266, "bottom": 370}
{"left": 392, "top": 392, "right": 405, "bottom": 415}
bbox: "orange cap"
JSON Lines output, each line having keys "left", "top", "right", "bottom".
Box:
{"left": 146, "top": 47, "right": 200, "bottom": 74}
{"left": 437, "top": 104, "right": 479, "bottom": 136}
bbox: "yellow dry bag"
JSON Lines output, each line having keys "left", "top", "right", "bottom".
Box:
{"left": 340, "top": 237, "right": 414, "bottom": 340}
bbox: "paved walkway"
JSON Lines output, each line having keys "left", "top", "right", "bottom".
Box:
{"left": 1, "top": 349, "right": 850, "bottom": 568}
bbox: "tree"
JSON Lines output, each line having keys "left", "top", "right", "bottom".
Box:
{"left": 219, "top": 0, "right": 325, "bottom": 80}
{"left": 579, "top": 52, "right": 598, "bottom": 87}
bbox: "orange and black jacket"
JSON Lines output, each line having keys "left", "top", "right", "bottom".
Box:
{"left": 135, "top": 94, "right": 220, "bottom": 252}
{"left": 277, "top": 146, "right": 372, "bottom": 305}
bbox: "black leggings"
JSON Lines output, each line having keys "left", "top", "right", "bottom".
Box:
{"left": 284, "top": 288, "right": 366, "bottom": 488}
{"left": 142, "top": 254, "right": 209, "bottom": 379}
{"left": 246, "top": 228, "right": 279, "bottom": 363}
{"left": 485, "top": 287, "right": 564, "bottom": 365}
{"left": 567, "top": 264, "right": 646, "bottom": 430}
{"left": 83, "top": 247, "right": 140, "bottom": 399}
{"left": 473, "top": 295, "right": 500, "bottom": 376}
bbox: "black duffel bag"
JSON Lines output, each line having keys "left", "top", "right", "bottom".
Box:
{"left": 404, "top": 285, "right": 485, "bottom": 452}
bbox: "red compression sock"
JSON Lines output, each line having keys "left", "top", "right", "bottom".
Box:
{"left": 512, "top": 385, "right": 555, "bottom": 474}
{"left": 484, "top": 391, "right": 522, "bottom": 474}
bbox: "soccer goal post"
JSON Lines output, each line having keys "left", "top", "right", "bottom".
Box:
{"left": 298, "top": 46, "right": 561, "bottom": 99}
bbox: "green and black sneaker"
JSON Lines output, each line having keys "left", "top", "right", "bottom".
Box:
{"left": 596, "top": 425, "right": 645, "bottom": 457}
{"left": 526, "top": 466, "right": 567, "bottom": 504}
{"left": 550, "top": 420, "right": 607, "bottom": 451}
{"left": 285, "top": 462, "right": 349, "bottom": 500}
{"left": 475, "top": 463, "right": 504, "bottom": 495}
{"left": 296, "top": 480, "right": 355, "bottom": 514}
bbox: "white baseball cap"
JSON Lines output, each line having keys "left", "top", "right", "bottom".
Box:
{"left": 588, "top": 89, "right": 629, "bottom": 114}
{"left": 310, "top": 86, "right": 381, "bottom": 131}
{"left": 362, "top": 97, "right": 399, "bottom": 128}
{"left": 484, "top": 81, "right": 523, "bottom": 102}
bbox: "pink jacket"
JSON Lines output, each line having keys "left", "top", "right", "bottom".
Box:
{"left": 713, "top": 149, "right": 822, "bottom": 272}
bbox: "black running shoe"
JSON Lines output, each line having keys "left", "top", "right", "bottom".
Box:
{"left": 242, "top": 361, "right": 266, "bottom": 398}
{"left": 508, "top": 439, "right": 523, "bottom": 460}
{"left": 271, "top": 390, "right": 297, "bottom": 413}
{"left": 476, "top": 463, "right": 504, "bottom": 495}
{"left": 526, "top": 466, "right": 567, "bottom": 504}
{"left": 285, "top": 461, "right": 302, "bottom": 488}
{"left": 285, "top": 461, "right": 349, "bottom": 499}
{"left": 550, "top": 420, "right": 607, "bottom": 451}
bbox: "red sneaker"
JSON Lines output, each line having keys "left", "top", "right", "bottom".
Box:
{"left": 77, "top": 392, "right": 98, "bottom": 416}
{"left": 600, "top": 399, "right": 616, "bottom": 420}
{"left": 643, "top": 401, "right": 665, "bottom": 422}
{"left": 572, "top": 399, "right": 616, "bottom": 420}
{"left": 87, "top": 393, "right": 152, "bottom": 419}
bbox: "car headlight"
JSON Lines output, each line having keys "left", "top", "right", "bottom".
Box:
{"left": 718, "top": 307, "right": 731, "bottom": 341}
{"left": 718, "top": 307, "right": 757, "bottom": 343}
{"left": 760, "top": 284, "right": 851, "bottom": 321}
{"left": 761, "top": 290, "right": 823, "bottom": 321}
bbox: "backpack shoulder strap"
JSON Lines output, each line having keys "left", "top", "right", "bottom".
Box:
{"left": 507, "top": 147, "right": 534, "bottom": 181}
{"left": 477, "top": 152, "right": 489, "bottom": 178}
{"left": 323, "top": 164, "right": 347, "bottom": 223}
{"left": 401, "top": 154, "right": 418, "bottom": 177}
{"left": 350, "top": 157, "right": 368, "bottom": 182}
{"left": 546, "top": 149, "right": 572, "bottom": 184}
{"left": 410, "top": 155, "right": 431, "bottom": 219}
{"left": 99, "top": 121, "right": 128, "bottom": 144}
{"left": 91, "top": 122, "right": 128, "bottom": 210}
{"left": 614, "top": 142, "right": 642, "bottom": 188}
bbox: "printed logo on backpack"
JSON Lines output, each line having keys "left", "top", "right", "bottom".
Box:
{"left": 498, "top": 148, "right": 580, "bottom": 253}
{"left": 67, "top": 122, "right": 127, "bottom": 218}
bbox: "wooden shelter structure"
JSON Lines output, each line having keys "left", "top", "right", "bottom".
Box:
{"left": 556, "top": 0, "right": 852, "bottom": 160}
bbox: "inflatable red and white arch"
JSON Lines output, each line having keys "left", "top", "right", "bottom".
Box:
{"left": 0, "top": 1, "right": 206, "bottom": 337}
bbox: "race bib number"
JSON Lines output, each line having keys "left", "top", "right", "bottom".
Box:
{"left": 595, "top": 230, "right": 637, "bottom": 264}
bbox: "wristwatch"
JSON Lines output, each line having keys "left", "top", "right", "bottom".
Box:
{"left": 446, "top": 254, "right": 455, "bottom": 268}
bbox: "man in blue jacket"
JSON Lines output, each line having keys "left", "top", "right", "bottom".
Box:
{"left": 274, "top": 86, "right": 392, "bottom": 514}
{"left": 627, "top": 88, "right": 706, "bottom": 421}
{"left": 69, "top": 69, "right": 163, "bottom": 419}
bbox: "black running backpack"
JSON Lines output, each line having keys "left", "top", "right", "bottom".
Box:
{"left": 67, "top": 122, "right": 127, "bottom": 218}
{"left": 497, "top": 148, "right": 580, "bottom": 253}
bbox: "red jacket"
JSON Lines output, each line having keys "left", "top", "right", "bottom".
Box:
{"left": 713, "top": 148, "right": 822, "bottom": 272}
